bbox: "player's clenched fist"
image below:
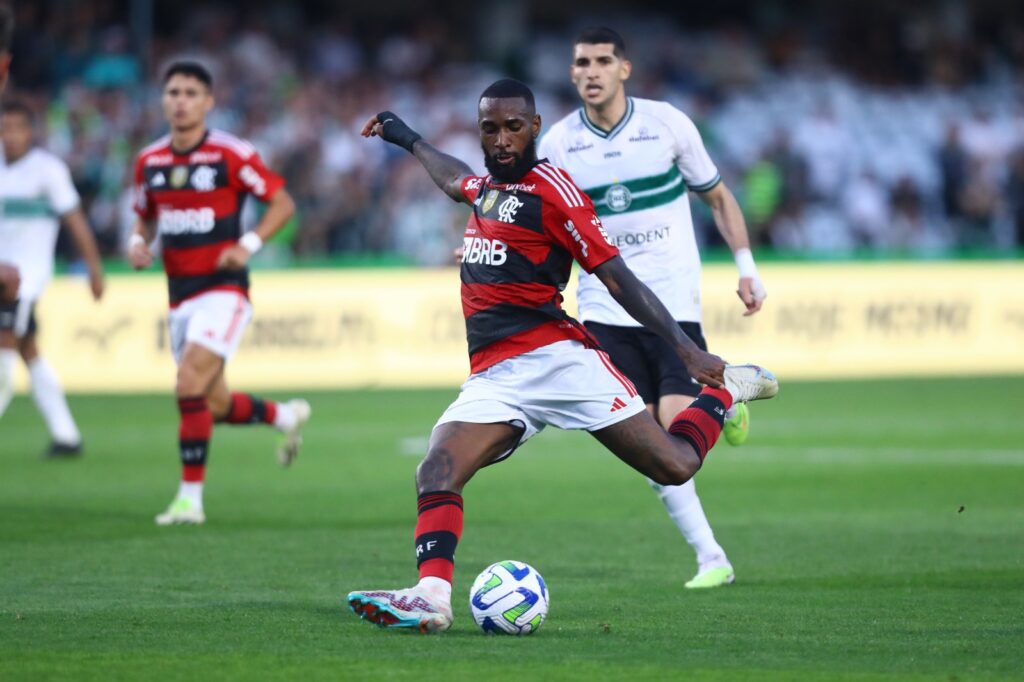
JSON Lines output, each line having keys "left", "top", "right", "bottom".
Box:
{"left": 128, "top": 235, "right": 153, "bottom": 270}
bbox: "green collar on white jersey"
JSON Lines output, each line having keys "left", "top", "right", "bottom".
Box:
{"left": 579, "top": 97, "right": 634, "bottom": 140}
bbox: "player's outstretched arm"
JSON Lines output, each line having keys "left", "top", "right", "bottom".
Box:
{"left": 593, "top": 256, "right": 725, "bottom": 388}
{"left": 361, "top": 112, "right": 473, "bottom": 203}
{"left": 61, "top": 208, "right": 105, "bottom": 300}
{"left": 698, "top": 181, "right": 766, "bottom": 316}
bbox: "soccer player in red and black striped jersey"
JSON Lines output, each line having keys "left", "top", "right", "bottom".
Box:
{"left": 128, "top": 61, "right": 311, "bottom": 526}
{"left": 347, "top": 79, "right": 779, "bottom": 633}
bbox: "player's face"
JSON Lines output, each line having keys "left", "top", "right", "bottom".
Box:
{"left": 478, "top": 97, "right": 541, "bottom": 182}
{"left": 161, "top": 74, "right": 213, "bottom": 131}
{"left": 571, "top": 43, "right": 631, "bottom": 109}
{"left": 0, "top": 111, "right": 33, "bottom": 160}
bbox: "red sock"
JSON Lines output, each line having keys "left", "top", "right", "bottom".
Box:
{"left": 415, "top": 491, "right": 464, "bottom": 583}
{"left": 224, "top": 392, "right": 277, "bottom": 425}
{"left": 178, "top": 396, "right": 212, "bottom": 482}
{"left": 667, "top": 387, "right": 732, "bottom": 463}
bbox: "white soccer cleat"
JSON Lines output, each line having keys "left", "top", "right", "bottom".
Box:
{"left": 347, "top": 586, "right": 454, "bottom": 634}
{"left": 154, "top": 497, "right": 206, "bottom": 526}
{"left": 276, "top": 398, "right": 311, "bottom": 467}
{"left": 723, "top": 364, "right": 779, "bottom": 403}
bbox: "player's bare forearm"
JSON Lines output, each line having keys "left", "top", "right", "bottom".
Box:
{"left": 62, "top": 209, "right": 104, "bottom": 277}
{"left": 133, "top": 216, "right": 155, "bottom": 242}
{"left": 412, "top": 140, "right": 473, "bottom": 203}
{"left": 699, "top": 182, "right": 750, "bottom": 252}
{"left": 251, "top": 187, "right": 295, "bottom": 241}
{"left": 594, "top": 257, "right": 725, "bottom": 386}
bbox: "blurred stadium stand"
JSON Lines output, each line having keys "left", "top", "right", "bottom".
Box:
{"left": 4, "top": 0, "right": 1024, "bottom": 265}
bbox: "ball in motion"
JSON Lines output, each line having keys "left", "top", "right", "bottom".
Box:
{"left": 469, "top": 560, "right": 549, "bottom": 635}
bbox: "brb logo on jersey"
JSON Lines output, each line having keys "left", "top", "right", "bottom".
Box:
{"left": 462, "top": 237, "right": 508, "bottom": 265}
{"left": 497, "top": 195, "right": 524, "bottom": 223}
{"left": 158, "top": 207, "right": 216, "bottom": 235}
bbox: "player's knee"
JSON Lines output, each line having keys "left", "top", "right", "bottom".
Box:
{"left": 416, "top": 446, "right": 458, "bottom": 493}
{"left": 175, "top": 363, "right": 203, "bottom": 397}
{"left": 650, "top": 455, "right": 698, "bottom": 487}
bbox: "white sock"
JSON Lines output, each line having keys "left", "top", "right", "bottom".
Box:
{"left": 177, "top": 481, "right": 204, "bottom": 508}
{"left": 272, "top": 400, "right": 296, "bottom": 432}
{"left": 28, "top": 357, "right": 81, "bottom": 445}
{"left": 649, "top": 478, "right": 730, "bottom": 571}
{"left": 417, "top": 576, "right": 452, "bottom": 603}
{"left": 0, "top": 348, "right": 16, "bottom": 416}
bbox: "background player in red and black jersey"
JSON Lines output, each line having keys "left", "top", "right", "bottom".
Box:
{"left": 128, "top": 62, "right": 310, "bottom": 526}
{"left": 347, "top": 79, "right": 779, "bottom": 632}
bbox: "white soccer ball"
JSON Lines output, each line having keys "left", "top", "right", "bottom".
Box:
{"left": 469, "top": 560, "right": 549, "bottom": 635}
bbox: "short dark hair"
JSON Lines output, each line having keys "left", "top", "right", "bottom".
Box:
{"left": 574, "top": 27, "right": 626, "bottom": 58}
{"left": 2, "top": 100, "right": 34, "bottom": 123}
{"left": 163, "top": 60, "right": 213, "bottom": 88}
{"left": 0, "top": 4, "right": 13, "bottom": 54}
{"left": 479, "top": 78, "right": 535, "bottom": 112}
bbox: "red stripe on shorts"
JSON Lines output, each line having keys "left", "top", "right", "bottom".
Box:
{"left": 222, "top": 295, "right": 246, "bottom": 343}
{"left": 596, "top": 350, "right": 638, "bottom": 398}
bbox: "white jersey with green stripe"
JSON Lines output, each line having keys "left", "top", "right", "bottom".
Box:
{"left": 539, "top": 97, "right": 721, "bottom": 325}
{"left": 0, "top": 147, "right": 80, "bottom": 299}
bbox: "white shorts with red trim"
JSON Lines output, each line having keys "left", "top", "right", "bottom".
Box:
{"left": 434, "top": 340, "right": 646, "bottom": 457}
{"left": 168, "top": 290, "right": 252, "bottom": 364}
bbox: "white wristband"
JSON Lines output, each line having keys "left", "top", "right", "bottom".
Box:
{"left": 239, "top": 232, "right": 263, "bottom": 255}
{"left": 734, "top": 248, "right": 758, "bottom": 278}
{"left": 128, "top": 233, "right": 146, "bottom": 249}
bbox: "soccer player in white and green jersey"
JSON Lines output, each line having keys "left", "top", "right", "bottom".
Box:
{"left": 0, "top": 101, "right": 105, "bottom": 454}
{"left": 538, "top": 27, "right": 767, "bottom": 589}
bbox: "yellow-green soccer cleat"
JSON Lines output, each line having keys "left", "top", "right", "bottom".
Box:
{"left": 154, "top": 497, "right": 206, "bottom": 526}
{"left": 723, "top": 402, "right": 750, "bottom": 446}
{"left": 685, "top": 565, "right": 736, "bottom": 589}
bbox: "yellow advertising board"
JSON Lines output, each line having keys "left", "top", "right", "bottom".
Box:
{"left": 12, "top": 261, "right": 1024, "bottom": 393}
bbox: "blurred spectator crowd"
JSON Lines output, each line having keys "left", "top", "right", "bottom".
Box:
{"left": 5, "top": 1, "right": 1024, "bottom": 265}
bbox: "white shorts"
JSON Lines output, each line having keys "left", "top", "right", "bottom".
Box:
{"left": 434, "top": 340, "right": 646, "bottom": 460}
{"left": 168, "top": 290, "right": 252, "bottom": 365}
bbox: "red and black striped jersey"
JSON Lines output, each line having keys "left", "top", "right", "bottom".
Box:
{"left": 459, "top": 161, "right": 620, "bottom": 373}
{"left": 133, "top": 129, "right": 284, "bottom": 307}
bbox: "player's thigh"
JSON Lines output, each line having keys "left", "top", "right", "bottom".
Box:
{"left": 584, "top": 321, "right": 657, "bottom": 403}
{"left": 420, "top": 421, "right": 525, "bottom": 494}
{"left": 185, "top": 292, "right": 252, "bottom": 361}
{"left": 17, "top": 331, "right": 39, "bottom": 363}
{"left": 589, "top": 409, "right": 699, "bottom": 486}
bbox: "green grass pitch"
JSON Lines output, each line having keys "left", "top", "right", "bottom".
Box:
{"left": 1, "top": 377, "right": 1022, "bottom": 681}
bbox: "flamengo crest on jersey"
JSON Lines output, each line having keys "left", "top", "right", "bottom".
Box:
{"left": 0, "top": 147, "right": 80, "bottom": 299}
{"left": 538, "top": 97, "right": 722, "bottom": 326}
{"left": 133, "top": 129, "right": 284, "bottom": 306}
{"left": 457, "top": 162, "right": 619, "bottom": 373}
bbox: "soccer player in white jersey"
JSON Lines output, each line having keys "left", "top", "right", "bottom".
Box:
{"left": 538, "top": 28, "right": 768, "bottom": 589}
{"left": 0, "top": 3, "right": 21, "bottom": 413}
{"left": 0, "top": 101, "right": 106, "bottom": 455}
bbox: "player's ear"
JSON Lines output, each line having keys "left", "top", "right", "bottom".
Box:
{"left": 204, "top": 94, "right": 215, "bottom": 114}
{"left": 532, "top": 114, "right": 542, "bottom": 139}
{"left": 621, "top": 58, "right": 632, "bottom": 82}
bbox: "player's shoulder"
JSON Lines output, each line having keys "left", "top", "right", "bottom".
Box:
{"left": 138, "top": 134, "right": 172, "bottom": 157}
{"left": 205, "top": 128, "right": 259, "bottom": 160}
{"left": 632, "top": 97, "right": 696, "bottom": 131}
{"left": 25, "top": 147, "right": 71, "bottom": 174}
{"left": 529, "top": 161, "right": 587, "bottom": 209}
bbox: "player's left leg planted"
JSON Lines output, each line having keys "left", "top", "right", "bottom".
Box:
{"left": 156, "top": 344, "right": 221, "bottom": 526}
{"left": 0, "top": 300, "right": 18, "bottom": 417}
{"left": 19, "top": 334, "right": 82, "bottom": 457}
{"left": 347, "top": 421, "right": 521, "bottom": 633}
